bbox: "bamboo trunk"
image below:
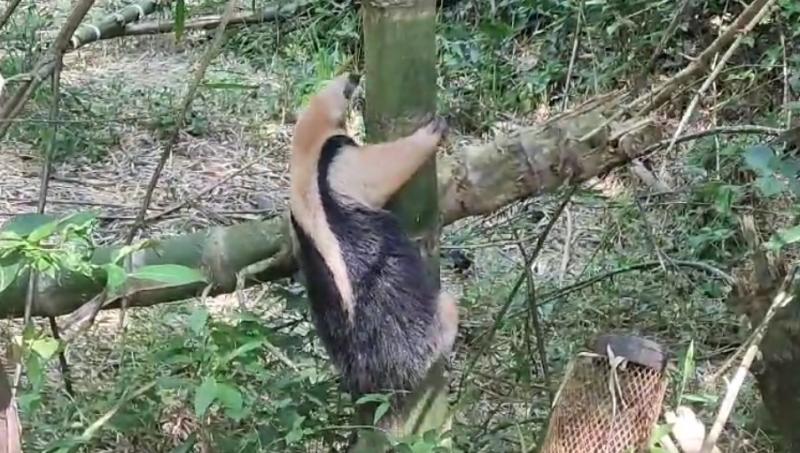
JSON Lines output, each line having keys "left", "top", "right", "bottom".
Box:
{"left": 351, "top": 0, "right": 451, "bottom": 449}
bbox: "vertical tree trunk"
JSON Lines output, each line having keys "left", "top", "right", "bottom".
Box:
{"left": 362, "top": 0, "right": 441, "bottom": 281}
{"left": 729, "top": 216, "right": 800, "bottom": 449}
{"left": 754, "top": 299, "right": 800, "bottom": 449}
{"left": 357, "top": 0, "right": 452, "bottom": 449}
{"left": 0, "top": 359, "right": 22, "bottom": 453}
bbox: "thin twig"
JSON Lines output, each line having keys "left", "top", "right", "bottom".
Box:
{"left": 145, "top": 158, "right": 259, "bottom": 223}
{"left": 523, "top": 260, "right": 735, "bottom": 315}
{"left": 513, "top": 230, "right": 553, "bottom": 403}
{"left": 639, "top": 125, "right": 784, "bottom": 158}
{"left": 712, "top": 53, "right": 721, "bottom": 177}
{"left": 39, "top": 54, "right": 74, "bottom": 397}
{"left": 0, "top": 0, "right": 96, "bottom": 138}
{"left": 119, "top": 0, "right": 239, "bottom": 332}
{"left": 700, "top": 267, "right": 799, "bottom": 453}
{"left": 634, "top": 196, "right": 669, "bottom": 273}
{"left": 662, "top": 0, "right": 776, "bottom": 158}
{"left": 558, "top": 205, "right": 572, "bottom": 284}
{"left": 78, "top": 380, "right": 157, "bottom": 443}
{"left": 456, "top": 184, "right": 580, "bottom": 399}
{"left": 781, "top": 32, "right": 791, "bottom": 129}
{"left": 125, "top": 0, "right": 238, "bottom": 245}
{"left": 0, "top": 0, "right": 23, "bottom": 31}
{"left": 561, "top": 0, "right": 583, "bottom": 111}
{"left": 642, "top": 0, "right": 691, "bottom": 78}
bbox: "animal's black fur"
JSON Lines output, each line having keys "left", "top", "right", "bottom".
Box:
{"left": 290, "top": 134, "right": 442, "bottom": 399}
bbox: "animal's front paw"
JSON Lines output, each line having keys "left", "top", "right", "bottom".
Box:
{"left": 414, "top": 114, "right": 449, "bottom": 144}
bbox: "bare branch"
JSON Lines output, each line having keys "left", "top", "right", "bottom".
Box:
{"left": 637, "top": 0, "right": 775, "bottom": 115}
{"left": 663, "top": 0, "right": 777, "bottom": 157}
{"left": 0, "top": 0, "right": 97, "bottom": 138}
{"left": 456, "top": 184, "right": 581, "bottom": 399}
{"left": 0, "top": 0, "right": 23, "bottom": 32}
{"left": 123, "top": 0, "right": 310, "bottom": 37}
{"left": 700, "top": 267, "right": 799, "bottom": 453}
{"left": 639, "top": 125, "right": 784, "bottom": 158}
{"left": 125, "top": 0, "right": 239, "bottom": 245}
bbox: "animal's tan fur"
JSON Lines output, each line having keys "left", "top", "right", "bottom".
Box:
{"left": 289, "top": 74, "right": 357, "bottom": 317}
{"left": 327, "top": 123, "right": 443, "bottom": 208}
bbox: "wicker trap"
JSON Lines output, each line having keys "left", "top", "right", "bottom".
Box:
{"left": 540, "top": 334, "right": 669, "bottom": 453}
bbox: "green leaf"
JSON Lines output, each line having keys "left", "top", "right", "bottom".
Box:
{"left": 25, "top": 353, "right": 44, "bottom": 390}
{"left": 373, "top": 401, "right": 391, "bottom": 425}
{"left": 742, "top": 145, "right": 776, "bottom": 174}
{"left": 104, "top": 263, "right": 127, "bottom": 293}
{"left": 174, "top": 0, "right": 186, "bottom": 41}
{"left": 215, "top": 382, "right": 244, "bottom": 417}
{"left": 355, "top": 393, "right": 390, "bottom": 406}
{"left": 219, "top": 339, "right": 264, "bottom": 365}
{"left": 58, "top": 211, "right": 97, "bottom": 229}
{"left": 27, "top": 219, "right": 60, "bottom": 243}
{"left": 677, "top": 340, "right": 695, "bottom": 405}
{"left": 129, "top": 264, "right": 206, "bottom": 285}
{"left": 194, "top": 376, "right": 218, "bottom": 418}
{"left": 0, "top": 263, "right": 19, "bottom": 293}
{"left": 0, "top": 213, "right": 56, "bottom": 235}
{"left": 755, "top": 175, "right": 784, "bottom": 197}
{"left": 188, "top": 308, "right": 209, "bottom": 335}
{"left": 766, "top": 224, "right": 800, "bottom": 251}
{"left": 30, "top": 337, "right": 60, "bottom": 360}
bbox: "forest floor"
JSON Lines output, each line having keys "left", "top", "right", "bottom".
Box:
{"left": 1, "top": 0, "right": 796, "bottom": 451}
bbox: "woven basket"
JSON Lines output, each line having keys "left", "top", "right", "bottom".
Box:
{"left": 540, "top": 334, "right": 669, "bottom": 453}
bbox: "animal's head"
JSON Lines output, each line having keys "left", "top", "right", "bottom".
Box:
{"left": 319, "top": 72, "right": 360, "bottom": 127}
{"left": 292, "top": 72, "right": 360, "bottom": 153}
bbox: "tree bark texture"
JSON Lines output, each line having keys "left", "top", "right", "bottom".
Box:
{"left": 0, "top": 106, "right": 661, "bottom": 319}
{"left": 726, "top": 216, "right": 800, "bottom": 448}
{"left": 356, "top": 0, "right": 446, "bottom": 446}
{"left": 0, "top": 358, "right": 21, "bottom": 453}
{"left": 363, "top": 0, "right": 441, "bottom": 280}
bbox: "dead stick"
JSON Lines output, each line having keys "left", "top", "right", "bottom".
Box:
{"left": 0, "top": 0, "right": 97, "bottom": 138}
{"left": 0, "top": 0, "right": 23, "bottom": 31}
{"left": 123, "top": 0, "right": 309, "bottom": 36}
{"left": 145, "top": 158, "right": 259, "bottom": 223}
{"left": 37, "top": 51, "right": 75, "bottom": 397}
{"left": 637, "top": 0, "right": 773, "bottom": 115}
{"left": 120, "top": 0, "right": 239, "bottom": 332}
{"left": 663, "top": 0, "right": 776, "bottom": 157}
{"left": 125, "top": 0, "right": 239, "bottom": 244}
{"left": 699, "top": 267, "right": 799, "bottom": 453}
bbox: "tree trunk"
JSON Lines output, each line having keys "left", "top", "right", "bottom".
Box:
{"left": 362, "top": 0, "right": 440, "bottom": 279}
{"left": 0, "top": 358, "right": 21, "bottom": 453}
{"left": 754, "top": 297, "right": 800, "bottom": 449}
{"left": 726, "top": 215, "right": 800, "bottom": 449}
{"left": 351, "top": 0, "right": 448, "bottom": 448}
